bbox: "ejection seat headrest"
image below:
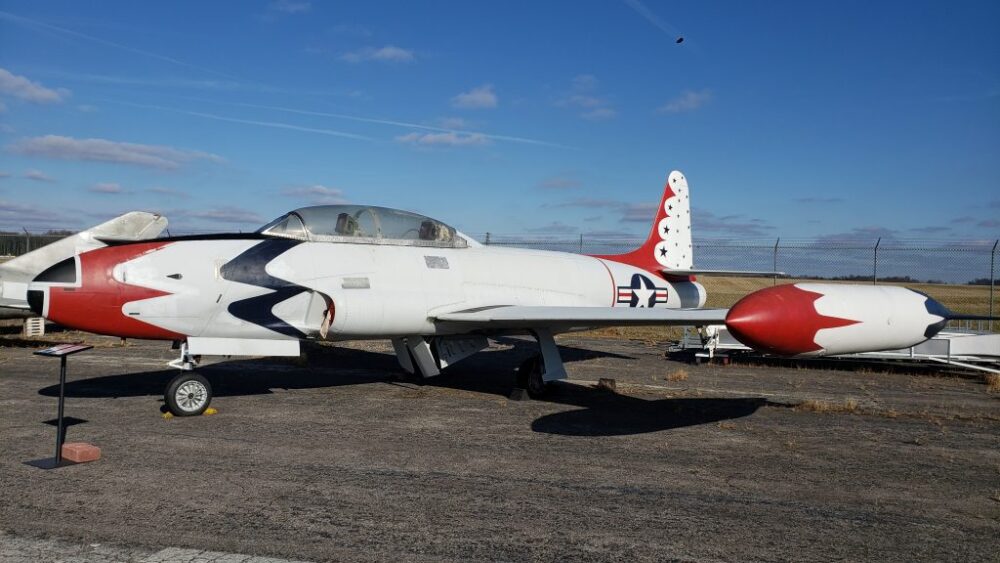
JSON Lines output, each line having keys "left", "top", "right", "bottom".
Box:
{"left": 335, "top": 213, "right": 358, "bottom": 236}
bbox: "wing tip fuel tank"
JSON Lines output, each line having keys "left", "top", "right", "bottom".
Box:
{"left": 725, "top": 283, "right": 953, "bottom": 357}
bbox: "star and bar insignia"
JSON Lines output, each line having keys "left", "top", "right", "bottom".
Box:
{"left": 616, "top": 273, "right": 669, "bottom": 308}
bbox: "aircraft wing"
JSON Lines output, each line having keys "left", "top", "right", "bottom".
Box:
{"left": 664, "top": 268, "right": 787, "bottom": 278}
{"left": 434, "top": 306, "right": 727, "bottom": 330}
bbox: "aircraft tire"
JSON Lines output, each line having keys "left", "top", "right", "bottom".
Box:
{"left": 165, "top": 372, "right": 213, "bottom": 417}
{"left": 516, "top": 355, "right": 551, "bottom": 399}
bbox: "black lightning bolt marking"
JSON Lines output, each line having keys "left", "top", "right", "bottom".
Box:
{"left": 220, "top": 239, "right": 308, "bottom": 338}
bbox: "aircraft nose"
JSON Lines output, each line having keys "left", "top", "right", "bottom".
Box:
{"left": 30, "top": 242, "right": 180, "bottom": 339}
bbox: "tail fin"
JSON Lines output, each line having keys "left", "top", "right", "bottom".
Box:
{"left": 592, "top": 170, "right": 693, "bottom": 274}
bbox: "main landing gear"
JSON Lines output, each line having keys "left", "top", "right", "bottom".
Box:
{"left": 164, "top": 341, "right": 213, "bottom": 417}
{"left": 391, "top": 331, "right": 569, "bottom": 400}
{"left": 515, "top": 355, "right": 552, "bottom": 399}
{"left": 514, "top": 329, "right": 567, "bottom": 399}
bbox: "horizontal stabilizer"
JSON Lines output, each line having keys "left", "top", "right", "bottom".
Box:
{"left": 664, "top": 269, "right": 787, "bottom": 278}
{"left": 435, "top": 305, "right": 728, "bottom": 330}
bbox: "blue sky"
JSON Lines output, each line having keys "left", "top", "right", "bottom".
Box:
{"left": 0, "top": 0, "right": 997, "bottom": 241}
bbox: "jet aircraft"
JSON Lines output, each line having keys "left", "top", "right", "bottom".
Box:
{"left": 25, "top": 171, "right": 972, "bottom": 416}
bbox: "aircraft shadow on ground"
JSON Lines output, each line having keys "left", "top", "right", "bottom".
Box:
{"left": 37, "top": 340, "right": 766, "bottom": 436}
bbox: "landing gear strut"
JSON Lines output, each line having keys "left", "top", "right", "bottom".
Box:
{"left": 516, "top": 355, "right": 552, "bottom": 399}
{"left": 164, "top": 372, "right": 213, "bottom": 416}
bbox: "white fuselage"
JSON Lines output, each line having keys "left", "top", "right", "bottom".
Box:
{"left": 108, "top": 238, "right": 705, "bottom": 341}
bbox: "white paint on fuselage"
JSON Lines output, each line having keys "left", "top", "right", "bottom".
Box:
{"left": 806, "top": 283, "right": 943, "bottom": 356}
{"left": 119, "top": 239, "right": 705, "bottom": 340}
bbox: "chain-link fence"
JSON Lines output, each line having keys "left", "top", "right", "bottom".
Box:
{"left": 0, "top": 233, "right": 65, "bottom": 256}
{"left": 3, "top": 231, "right": 997, "bottom": 330}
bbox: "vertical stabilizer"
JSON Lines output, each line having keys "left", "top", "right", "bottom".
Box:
{"left": 592, "top": 170, "right": 693, "bottom": 274}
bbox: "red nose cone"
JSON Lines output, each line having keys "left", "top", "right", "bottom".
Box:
{"left": 725, "top": 285, "right": 858, "bottom": 356}
{"left": 46, "top": 242, "right": 182, "bottom": 340}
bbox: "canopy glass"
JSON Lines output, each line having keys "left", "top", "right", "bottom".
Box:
{"left": 257, "top": 205, "right": 466, "bottom": 247}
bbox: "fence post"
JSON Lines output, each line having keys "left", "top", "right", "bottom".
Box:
{"left": 23, "top": 228, "right": 30, "bottom": 254}
{"left": 484, "top": 232, "right": 491, "bottom": 246}
{"left": 772, "top": 238, "right": 780, "bottom": 286}
{"left": 872, "top": 237, "right": 881, "bottom": 285}
{"left": 579, "top": 233, "right": 584, "bottom": 253}
{"left": 991, "top": 240, "right": 997, "bottom": 332}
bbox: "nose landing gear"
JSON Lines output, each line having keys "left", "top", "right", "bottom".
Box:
{"left": 164, "top": 372, "right": 213, "bottom": 417}
{"left": 164, "top": 341, "right": 212, "bottom": 416}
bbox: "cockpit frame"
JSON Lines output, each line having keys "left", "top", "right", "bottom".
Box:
{"left": 257, "top": 205, "right": 468, "bottom": 249}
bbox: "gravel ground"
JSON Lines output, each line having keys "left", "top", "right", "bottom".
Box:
{"left": 0, "top": 329, "right": 998, "bottom": 562}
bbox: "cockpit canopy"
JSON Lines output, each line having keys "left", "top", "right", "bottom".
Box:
{"left": 257, "top": 205, "right": 466, "bottom": 248}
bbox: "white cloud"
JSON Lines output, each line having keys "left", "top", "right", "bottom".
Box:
{"left": 451, "top": 84, "right": 498, "bottom": 109}
{"left": 23, "top": 169, "right": 55, "bottom": 182}
{"left": 538, "top": 176, "right": 581, "bottom": 190}
{"left": 572, "top": 74, "right": 599, "bottom": 92}
{"left": 188, "top": 206, "right": 264, "bottom": 224}
{"left": 438, "top": 117, "right": 469, "bottom": 129}
{"left": 146, "top": 187, "right": 188, "bottom": 198}
{"left": 340, "top": 45, "right": 415, "bottom": 63}
{"left": 557, "top": 75, "right": 616, "bottom": 120}
{"left": 331, "top": 23, "right": 372, "bottom": 37}
{"left": 582, "top": 107, "right": 617, "bottom": 120}
{"left": 281, "top": 184, "right": 347, "bottom": 204}
{"left": 395, "top": 132, "right": 490, "bottom": 147}
{"left": 0, "top": 67, "right": 69, "bottom": 103}
{"left": 527, "top": 221, "right": 578, "bottom": 234}
{"left": 658, "top": 89, "right": 712, "bottom": 113}
{"left": 7, "top": 135, "right": 224, "bottom": 170}
{"left": 77, "top": 104, "right": 99, "bottom": 113}
{"left": 0, "top": 199, "right": 66, "bottom": 227}
{"left": 89, "top": 182, "right": 124, "bottom": 194}
{"left": 269, "top": 0, "right": 311, "bottom": 13}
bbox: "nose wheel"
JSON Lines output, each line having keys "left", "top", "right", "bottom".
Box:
{"left": 165, "top": 372, "right": 213, "bottom": 416}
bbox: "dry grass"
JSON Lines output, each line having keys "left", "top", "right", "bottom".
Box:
{"left": 985, "top": 374, "right": 1000, "bottom": 393}
{"left": 717, "top": 421, "right": 737, "bottom": 430}
{"left": 576, "top": 325, "right": 685, "bottom": 343}
{"left": 795, "top": 398, "right": 860, "bottom": 414}
{"left": 666, "top": 368, "right": 689, "bottom": 382}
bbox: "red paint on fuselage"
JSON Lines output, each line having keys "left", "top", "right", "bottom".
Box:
{"left": 590, "top": 180, "right": 676, "bottom": 278}
{"left": 725, "top": 284, "right": 859, "bottom": 356}
{"left": 47, "top": 242, "right": 183, "bottom": 340}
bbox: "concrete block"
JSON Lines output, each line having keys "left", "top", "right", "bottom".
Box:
{"left": 61, "top": 442, "right": 100, "bottom": 463}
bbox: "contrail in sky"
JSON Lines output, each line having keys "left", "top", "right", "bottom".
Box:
{"left": 2, "top": 11, "right": 571, "bottom": 149}
{"left": 0, "top": 11, "right": 243, "bottom": 81}
{"left": 113, "top": 101, "right": 373, "bottom": 141}
{"left": 621, "top": 0, "right": 683, "bottom": 38}
{"left": 219, "top": 100, "right": 571, "bottom": 149}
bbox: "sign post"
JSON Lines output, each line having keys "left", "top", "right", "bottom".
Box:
{"left": 26, "top": 343, "right": 94, "bottom": 470}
